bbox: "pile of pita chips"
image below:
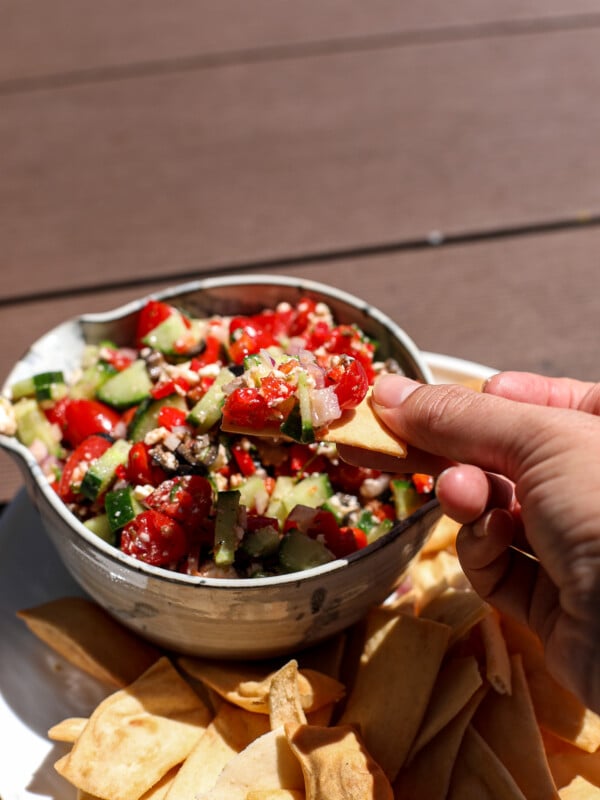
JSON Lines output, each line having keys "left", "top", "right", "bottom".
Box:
{"left": 54, "top": 657, "right": 213, "bottom": 800}
{"left": 17, "top": 596, "right": 160, "bottom": 687}
{"left": 177, "top": 656, "right": 345, "bottom": 718}
{"left": 17, "top": 507, "right": 600, "bottom": 799}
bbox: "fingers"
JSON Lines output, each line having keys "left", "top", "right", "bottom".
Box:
{"left": 435, "top": 466, "right": 515, "bottom": 524}
{"left": 484, "top": 371, "right": 596, "bottom": 409}
{"left": 341, "top": 372, "right": 600, "bottom": 477}
{"left": 576, "top": 383, "right": 600, "bottom": 416}
{"left": 456, "top": 509, "right": 541, "bottom": 626}
{"left": 369, "top": 374, "right": 579, "bottom": 482}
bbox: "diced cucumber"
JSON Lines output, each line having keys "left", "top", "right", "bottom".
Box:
{"left": 13, "top": 398, "right": 65, "bottom": 457}
{"left": 265, "top": 475, "right": 296, "bottom": 523}
{"left": 11, "top": 371, "right": 67, "bottom": 402}
{"left": 187, "top": 366, "right": 235, "bottom": 432}
{"left": 285, "top": 474, "right": 333, "bottom": 513}
{"left": 391, "top": 478, "right": 423, "bottom": 520}
{"left": 243, "top": 354, "right": 263, "bottom": 370}
{"left": 142, "top": 312, "right": 200, "bottom": 355}
{"left": 266, "top": 474, "right": 333, "bottom": 524}
{"left": 355, "top": 508, "right": 380, "bottom": 534}
{"left": 70, "top": 361, "right": 116, "bottom": 399}
{"left": 280, "top": 372, "right": 315, "bottom": 443}
{"left": 105, "top": 486, "right": 145, "bottom": 532}
{"left": 367, "top": 517, "right": 394, "bottom": 544}
{"left": 213, "top": 490, "right": 241, "bottom": 567}
{"left": 241, "top": 524, "right": 280, "bottom": 559}
{"left": 237, "top": 474, "right": 270, "bottom": 514}
{"left": 84, "top": 514, "right": 117, "bottom": 545}
{"left": 96, "top": 359, "right": 152, "bottom": 409}
{"left": 279, "top": 401, "right": 302, "bottom": 442}
{"left": 127, "top": 393, "right": 188, "bottom": 442}
{"left": 80, "top": 439, "right": 132, "bottom": 501}
{"left": 296, "top": 371, "right": 315, "bottom": 443}
{"left": 243, "top": 348, "right": 286, "bottom": 371}
{"left": 278, "top": 529, "right": 335, "bottom": 572}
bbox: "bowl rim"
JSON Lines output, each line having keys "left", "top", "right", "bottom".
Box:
{"left": 0, "top": 273, "right": 435, "bottom": 588}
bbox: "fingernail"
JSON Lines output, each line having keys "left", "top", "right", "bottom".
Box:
{"left": 473, "top": 508, "right": 513, "bottom": 538}
{"left": 372, "top": 375, "right": 421, "bottom": 408}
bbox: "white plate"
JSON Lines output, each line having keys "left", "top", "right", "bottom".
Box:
{"left": 0, "top": 353, "right": 495, "bottom": 800}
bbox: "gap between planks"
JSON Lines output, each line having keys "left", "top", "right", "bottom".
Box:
{"left": 3, "top": 11, "right": 600, "bottom": 97}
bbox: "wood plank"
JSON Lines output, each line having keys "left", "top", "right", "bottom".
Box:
{"left": 2, "top": 225, "right": 600, "bottom": 504}
{"left": 3, "top": 26, "right": 600, "bottom": 302}
{"left": 3, "top": 1, "right": 600, "bottom": 83}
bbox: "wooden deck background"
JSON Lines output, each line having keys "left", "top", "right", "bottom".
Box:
{"left": 2, "top": 2, "right": 600, "bottom": 503}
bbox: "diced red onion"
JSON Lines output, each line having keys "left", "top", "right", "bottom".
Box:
{"left": 310, "top": 386, "right": 341, "bottom": 428}
{"left": 298, "top": 349, "right": 326, "bottom": 389}
{"left": 29, "top": 439, "right": 49, "bottom": 464}
{"left": 257, "top": 349, "right": 276, "bottom": 369}
{"left": 286, "top": 504, "right": 319, "bottom": 532}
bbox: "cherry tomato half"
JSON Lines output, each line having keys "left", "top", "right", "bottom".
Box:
{"left": 157, "top": 405, "right": 188, "bottom": 430}
{"left": 120, "top": 509, "right": 188, "bottom": 566}
{"left": 62, "top": 398, "right": 121, "bottom": 447}
{"left": 57, "top": 434, "right": 112, "bottom": 502}
{"left": 146, "top": 475, "right": 213, "bottom": 532}
{"left": 135, "top": 300, "right": 173, "bottom": 348}
{"left": 190, "top": 335, "right": 222, "bottom": 370}
{"left": 126, "top": 441, "right": 167, "bottom": 486}
{"left": 288, "top": 298, "right": 318, "bottom": 336}
{"left": 222, "top": 387, "right": 272, "bottom": 430}
{"left": 325, "top": 356, "right": 369, "bottom": 410}
{"left": 336, "top": 526, "right": 369, "bottom": 556}
{"left": 286, "top": 443, "right": 328, "bottom": 476}
{"left": 326, "top": 461, "right": 380, "bottom": 494}
{"left": 228, "top": 315, "right": 278, "bottom": 364}
{"left": 324, "top": 324, "right": 376, "bottom": 380}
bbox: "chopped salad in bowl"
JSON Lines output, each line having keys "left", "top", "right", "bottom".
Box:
{"left": 0, "top": 276, "right": 440, "bottom": 657}
{"left": 2, "top": 285, "right": 433, "bottom": 580}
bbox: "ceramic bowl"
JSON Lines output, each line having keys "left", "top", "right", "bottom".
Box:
{"left": 0, "top": 274, "right": 441, "bottom": 659}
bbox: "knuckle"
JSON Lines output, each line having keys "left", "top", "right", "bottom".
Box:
{"left": 410, "top": 384, "right": 478, "bottom": 435}
{"left": 580, "top": 383, "right": 600, "bottom": 415}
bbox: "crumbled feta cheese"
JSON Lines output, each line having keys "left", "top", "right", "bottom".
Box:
{"left": 327, "top": 492, "right": 360, "bottom": 517}
{"left": 133, "top": 484, "right": 155, "bottom": 502}
{"left": 144, "top": 427, "right": 170, "bottom": 446}
{"left": 213, "top": 472, "right": 229, "bottom": 492}
{"left": 361, "top": 475, "right": 391, "bottom": 499}
{"left": 0, "top": 397, "right": 17, "bottom": 436}
{"left": 165, "top": 363, "right": 200, "bottom": 386}
{"left": 211, "top": 443, "right": 229, "bottom": 472}
{"left": 197, "top": 362, "right": 222, "bottom": 378}
{"left": 315, "top": 442, "right": 337, "bottom": 460}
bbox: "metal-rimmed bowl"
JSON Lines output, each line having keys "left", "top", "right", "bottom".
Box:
{"left": 0, "top": 274, "right": 441, "bottom": 659}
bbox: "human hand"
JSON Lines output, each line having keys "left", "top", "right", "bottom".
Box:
{"left": 337, "top": 371, "right": 600, "bottom": 711}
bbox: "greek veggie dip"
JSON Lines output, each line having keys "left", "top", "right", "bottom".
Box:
{"left": 1, "top": 296, "right": 433, "bottom": 578}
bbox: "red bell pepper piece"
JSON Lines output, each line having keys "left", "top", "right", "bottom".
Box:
{"left": 231, "top": 445, "right": 256, "bottom": 477}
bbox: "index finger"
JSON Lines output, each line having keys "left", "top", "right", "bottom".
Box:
{"left": 485, "top": 371, "right": 596, "bottom": 409}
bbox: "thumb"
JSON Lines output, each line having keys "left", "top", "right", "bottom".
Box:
{"left": 371, "top": 374, "right": 579, "bottom": 483}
